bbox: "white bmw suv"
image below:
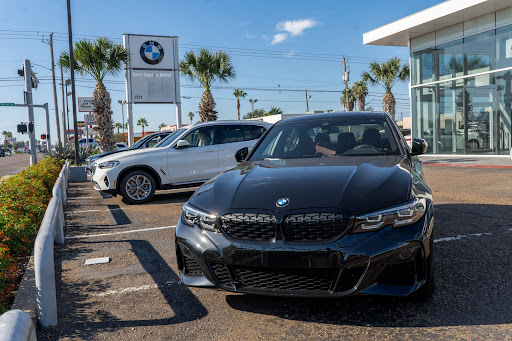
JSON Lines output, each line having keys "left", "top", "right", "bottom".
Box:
{"left": 91, "top": 120, "right": 271, "bottom": 204}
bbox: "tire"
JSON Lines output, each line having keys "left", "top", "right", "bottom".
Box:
{"left": 412, "top": 237, "right": 435, "bottom": 301}
{"left": 467, "top": 140, "right": 479, "bottom": 150}
{"left": 119, "top": 170, "right": 156, "bottom": 204}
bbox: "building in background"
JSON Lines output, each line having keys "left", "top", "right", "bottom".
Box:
{"left": 364, "top": 0, "right": 512, "bottom": 155}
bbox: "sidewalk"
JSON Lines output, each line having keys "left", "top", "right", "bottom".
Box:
{"left": 420, "top": 154, "right": 512, "bottom": 168}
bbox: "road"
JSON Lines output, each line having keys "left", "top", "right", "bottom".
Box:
{"left": 40, "top": 165, "right": 512, "bottom": 340}
{"left": 0, "top": 153, "right": 43, "bottom": 177}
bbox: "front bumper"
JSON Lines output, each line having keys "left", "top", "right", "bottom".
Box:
{"left": 91, "top": 166, "right": 119, "bottom": 193}
{"left": 175, "top": 210, "right": 433, "bottom": 297}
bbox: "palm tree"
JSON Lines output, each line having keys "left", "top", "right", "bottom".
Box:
{"left": 123, "top": 122, "right": 128, "bottom": 131}
{"left": 188, "top": 112, "right": 194, "bottom": 125}
{"left": 233, "top": 89, "right": 247, "bottom": 120}
{"left": 340, "top": 87, "right": 356, "bottom": 111}
{"left": 2, "top": 131, "right": 12, "bottom": 149}
{"left": 137, "top": 118, "right": 148, "bottom": 136}
{"left": 158, "top": 123, "right": 167, "bottom": 130}
{"left": 180, "top": 49, "right": 236, "bottom": 122}
{"left": 249, "top": 99, "right": 258, "bottom": 112}
{"left": 113, "top": 122, "right": 122, "bottom": 134}
{"left": 267, "top": 106, "right": 283, "bottom": 116}
{"left": 362, "top": 57, "right": 409, "bottom": 121}
{"left": 352, "top": 81, "right": 369, "bottom": 111}
{"left": 59, "top": 37, "right": 128, "bottom": 152}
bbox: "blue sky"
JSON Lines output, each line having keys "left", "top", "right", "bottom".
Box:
{"left": 0, "top": 0, "right": 444, "bottom": 142}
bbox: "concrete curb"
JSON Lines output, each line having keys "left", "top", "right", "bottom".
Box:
{"left": 11, "top": 253, "right": 37, "bottom": 324}
{"left": 0, "top": 310, "right": 37, "bottom": 341}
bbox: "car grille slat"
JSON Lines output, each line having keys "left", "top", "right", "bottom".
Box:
{"left": 210, "top": 263, "right": 233, "bottom": 286}
{"left": 283, "top": 213, "right": 348, "bottom": 241}
{"left": 233, "top": 266, "right": 335, "bottom": 291}
{"left": 183, "top": 255, "right": 203, "bottom": 276}
{"left": 220, "top": 213, "right": 277, "bottom": 241}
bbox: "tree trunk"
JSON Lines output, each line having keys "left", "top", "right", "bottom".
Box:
{"left": 382, "top": 91, "right": 396, "bottom": 121}
{"left": 92, "top": 81, "right": 115, "bottom": 152}
{"left": 199, "top": 89, "right": 218, "bottom": 121}
{"left": 358, "top": 95, "right": 366, "bottom": 111}
{"left": 237, "top": 99, "right": 240, "bottom": 120}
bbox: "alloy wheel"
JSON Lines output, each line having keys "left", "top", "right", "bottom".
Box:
{"left": 125, "top": 174, "right": 152, "bottom": 201}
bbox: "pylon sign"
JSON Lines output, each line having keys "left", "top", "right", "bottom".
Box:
{"left": 123, "top": 34, "right": 180, "bottom": 104}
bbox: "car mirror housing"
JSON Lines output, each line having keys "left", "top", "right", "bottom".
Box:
{"left": 235, "top": 147, "right": 249, "bottom": 162}
{"left": 175, "top": 140, "right": 190, "bottom": 149}
{"left": 411, "top": 138, "right": 428, "bottom": 156}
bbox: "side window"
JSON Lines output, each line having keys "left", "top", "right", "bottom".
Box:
{"left": 222, "top": 125, "right": 244, "bottom": 144}
{"left": 182, "top": 126, "right": 216, "bottom": 148}
{"left": 243, "top": 125, "right": 266, "bottom": 141}
{"left": 146, "top": 136, "right": 163, "bottom": 148}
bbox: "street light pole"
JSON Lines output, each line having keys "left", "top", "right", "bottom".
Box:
{"left": 118, "top": 100, "right": 126, "bottom": 142}
{"left": 66, "top": 0, "right": 79, "bottom": 164}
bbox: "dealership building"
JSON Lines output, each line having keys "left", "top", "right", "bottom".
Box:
{"left": 364, "top": 0, "right": 512, "bottom": 154}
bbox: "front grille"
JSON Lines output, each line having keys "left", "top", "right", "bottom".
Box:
{"left": 220, "top": 213, "right": 277, "bottom": 241}
{"left": 233, "top": 266, "right": 336, "bottom": 291}
{"left": 335, "top": 266, "right": 366, "bottom": 292}
{"left": 183, "top": 255, "right": 203, "bottom": 276}
{"left": 283, "top": 213, "right": 348, "bottom": 241}
{"left": 210, "top": 263, "right": 233, "bottom": 286}
{"left": 377, "top": 261, "right": 416, "bottom": 285}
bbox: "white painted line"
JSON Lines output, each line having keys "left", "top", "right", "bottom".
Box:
{"left": 84, "top": 257, "right": 111, "bottom": 266}
{"left": 65, "top": 207, "right": 125, "bottom": 214}
{"left": 65, "top": 225, "right": 175, "bottom": 240}
{"left": 434, "top": 232, "right": 492, "bottom": 243}
{"left": 92, "top": 281, "right": 181, "bottom": 297}
{"left": 69, "top": 196, "right": 94, "bottom": 199}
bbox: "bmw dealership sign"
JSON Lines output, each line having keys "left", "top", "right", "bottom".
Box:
{"left": 124, "top": 34, "right": 176, "bottom": 70}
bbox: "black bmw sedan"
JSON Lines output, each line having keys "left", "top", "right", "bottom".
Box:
{"left": 175, "top": 112, "right": 434, "bottom": 299}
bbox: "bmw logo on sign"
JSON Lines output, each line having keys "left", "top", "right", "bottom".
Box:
{"left": 140, "top": 41, "right": 164, "bottom": 65}
{"left": 276, "top": 198, "right": 290, "bottom": 208}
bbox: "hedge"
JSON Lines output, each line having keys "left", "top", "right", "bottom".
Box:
{"left": 0, "top": 157, "right": 64, "bottom": 312}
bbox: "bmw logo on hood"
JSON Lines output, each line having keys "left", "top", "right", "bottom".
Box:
{"left": 276, "top": 198, "right": 290, "bottom": 207}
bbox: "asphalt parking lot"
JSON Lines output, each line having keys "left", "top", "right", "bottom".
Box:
{"left": 40, "top": 165, "right": 512, "bottom": 340}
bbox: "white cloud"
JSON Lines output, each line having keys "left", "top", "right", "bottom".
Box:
{"left": 272, "top": 33, "right": 289, "bottom": 45}
{"left": 276, "top": 19, "right": 318, "bottom": 37}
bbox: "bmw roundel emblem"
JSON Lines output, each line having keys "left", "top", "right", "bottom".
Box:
{"left": 276, "top": 198, "right": 289, "bottom": 208}
{"left": 140, "top": 41, "right": 164, "bottom": 65}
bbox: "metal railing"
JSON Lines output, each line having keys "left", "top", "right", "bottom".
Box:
{"left": 0, "top": 160, "right": 70, "bottom": 337}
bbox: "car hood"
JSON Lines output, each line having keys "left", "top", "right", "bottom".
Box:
{"left": 88, "top": 149, "right": 123, "bottom": 162}
{"left": 189, "top": 155, "right": 413, "bottom": 216}
{"left": 93, "top": 147, "right": 163, "bottom": 164}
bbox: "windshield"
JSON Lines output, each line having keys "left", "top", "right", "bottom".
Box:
{"left": 154, "top": 128, "right": 187, "bottom": 147}
{"left": 129, "top": 134, "right": 154, "bottom": 149}
{"left": 250, "top": 117, "right": 401, "bottom": 161}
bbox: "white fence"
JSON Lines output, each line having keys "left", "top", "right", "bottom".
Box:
{"left": 0, "top": 160, "right": 70, "bottom": 339}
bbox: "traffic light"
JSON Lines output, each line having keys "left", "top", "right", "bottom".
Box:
{"left": 41, "top": 134, "right": 47, "bottom": 140}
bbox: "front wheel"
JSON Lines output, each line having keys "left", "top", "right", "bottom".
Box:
{"left": 119, "top": 170, "right": 156, "bottom": 204}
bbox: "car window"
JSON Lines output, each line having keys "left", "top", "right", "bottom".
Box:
{"left": 222, "top": 125, "right": 244, "bottom": 144}
{"left": 155, "top": 128, "right": 186, "bottom": 147}
{"left": 183, "top": 126, "right": 216, "bottom": 148}
{"left": 145, "top": 136, "right": 164, "bottom": 148}
{"left": 250, "top": 117, "right": 400, "bottom": 160}
{"left": 243, "top": 125, "right": 266, "bottom": 141}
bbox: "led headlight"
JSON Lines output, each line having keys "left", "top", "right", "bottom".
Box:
{"left": 182, "top": 203, "right": 218, "bottom": 232}
{"left": 352, "top": 198, "right": 426, "bottom": 233}
{"left": 98, "top": 161, "right": 120, "bottom": 169}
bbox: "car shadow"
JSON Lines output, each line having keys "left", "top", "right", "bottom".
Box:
{"left": 226, "top": 203, "right": 512, "bottom": 327}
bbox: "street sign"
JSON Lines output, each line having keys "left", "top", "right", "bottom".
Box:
{"left": 0, "top": 103, "right": 14, "bottom": 106}
{"left": 77, "top": 121, "right": 85, "bottom": 127}
{"left": 78, "top": 97, "right": 95, "bottom": 112}
{"left": 84, "top": 113, "right": 95, "bottom": 125}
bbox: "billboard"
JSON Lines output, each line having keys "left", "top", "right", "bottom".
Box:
{"left": 130, "top": 70, "right": 176, "bottom": 103}
{"left": 78, "top": 97, "right": 95, "bottom": 112}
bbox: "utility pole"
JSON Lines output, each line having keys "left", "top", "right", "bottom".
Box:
{"left": 341, "top": 56, "right": 350, "bottom": 111}
{"left": 305, "top": 89, "right": 311, "bottom": 112}
{"left": 60, "top": 64, "right": 67, "bottom": 146}
{"left": 48, "top": 33, "right": 62, "bottom": 154}
{"left": 67, "top": 0, "right": 79, "bottom": 165}
{"left": 23, "top": 60, "right": 37, "bottom": 165}
{"left": 44, "top": 103, "right": 51, "bottom": 148}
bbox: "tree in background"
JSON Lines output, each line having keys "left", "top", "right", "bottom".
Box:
{"left": 180, "top": 49, "right": 236, "bottom": 122}
{"left": 113, "top": 122, "right": 122, "bottom": 134}
{"left": 233, "top": 89, "right": 247, "bottom": 120}
{"left": 188, "top": 112, "right": 194, "bottom": 125}
{"left": 340, "top": 87, "right": 356, "bottom": 111}
{"left": 267, "top": 106, "right": 283, "bottom": 116}
{"left": 59, "top": 37, "right": 128, "bottom": 152}
{"left": 158, "top": 123, "right": 167, "bottom": 130}
{"left": 352, "top": 81, "right": 368, "bottom": 111}
{"left": 137, "top": 118, "right": 148, "bottom": 136}
{"left": 243, "top": 109, "right": 266, "bottom": 119}
{"left": 362, "top": 57, "right": 409, "bottom": 121}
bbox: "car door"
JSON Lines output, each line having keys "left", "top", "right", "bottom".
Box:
{"left": 217, "top": 124, "right": 267, "bottom": 173}
{"left": 167, "top": 125, "right": 219, "bottom": 184}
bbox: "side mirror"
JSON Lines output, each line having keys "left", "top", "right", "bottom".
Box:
{"left": 175, "top": 140, "right": 190, "bottom": 149}
{"left": 411, "top": 138, "right": 428, "bottom": 156}
{"left": 235, "top": 147, "right": 249, "bottom": 162}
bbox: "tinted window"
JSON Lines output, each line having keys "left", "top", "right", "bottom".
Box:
{"left": 145, "top": 135, "right": 165, "bottom": 148}
{"left": 155, "top": 128, "right": 186, "bottom": 147}
{"left": 243, "top": 125, "right": 266, "bottom": 141}
{"left": 183, "top": 126, "right": 216, "bottom": 147}
{"left": 250, "top": 117, "right": 400, "bottom": 160}
{"left": 222, "top": 125, "right": 244, "bottom": 144}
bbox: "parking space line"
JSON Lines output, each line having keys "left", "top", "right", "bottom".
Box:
{"left": 434, "top": 232, "right": 492, "bottom": 243}
{"left": 65, "top": 225, "right": 175, "bottom": 240}
{"left": 92, "top": 281, "right": 181, "bottom": 297}
{"left": 65, "top": 207, "right": 126, "bottom": 214}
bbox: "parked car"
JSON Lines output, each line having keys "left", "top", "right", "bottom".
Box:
{"left": 86, "top": 131, "right": 172, "bottom": 175}
{"left": 115, "top": 142, "right": 128, "bottom": 150}
{"left": 78, "top": 138, "right": 98, "bottom": 149}
{"left": 91, "top": 121, "right": 271, "bottom": 204}
{"left": 176, "top": 112, "right": 434, "bottom": 299}
{"left": 0, "top": 149, "right": 4, "bottom": 157}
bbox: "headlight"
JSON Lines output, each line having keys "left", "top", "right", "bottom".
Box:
{"left": 352, "top": 198, "right": 426, "bottom": 233}
{"left": 98, "top": 161, "right": 120, "bottom": 169}
{"left": 181, "top": 203, "right": 218, "bottom": 232}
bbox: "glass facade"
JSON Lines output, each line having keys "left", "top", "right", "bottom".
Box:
{"left": 411, "top": 18, "right": 512, "bottom": 154}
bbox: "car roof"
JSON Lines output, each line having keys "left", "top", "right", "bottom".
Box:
{"left": 190, "top": 120, "right": 273, "bottom": 128}
{"left": 276, "top": 111, "right": 390, "bottom": 125}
